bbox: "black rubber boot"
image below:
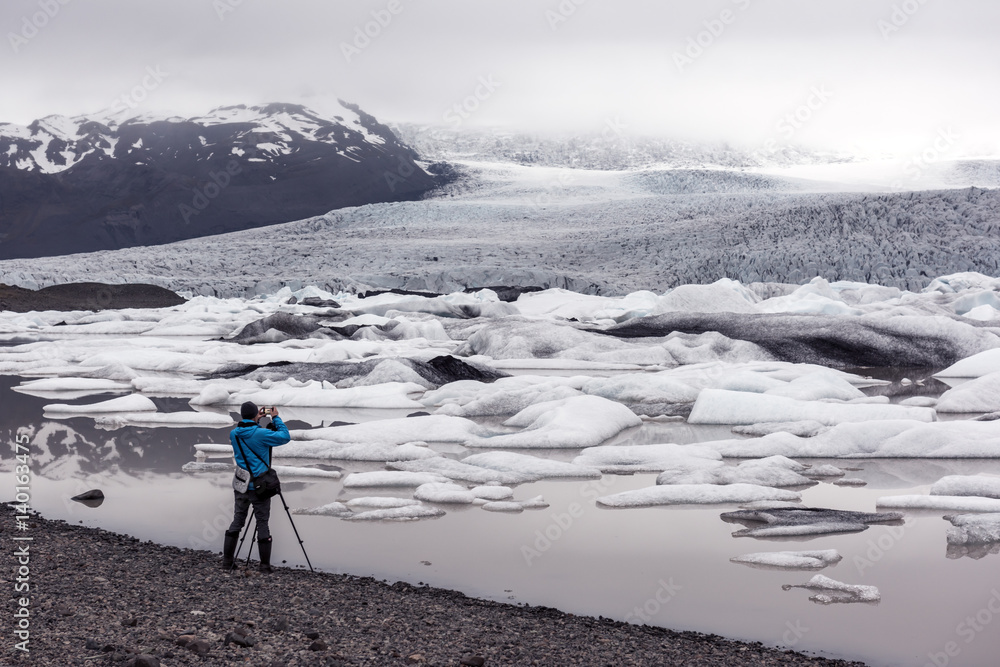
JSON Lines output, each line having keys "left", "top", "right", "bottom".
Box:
{"left": 257, "top": 537, "right": 273, "bottom": 573}
{"left": 222, "top": 530, "right": 239, "bottom": 570}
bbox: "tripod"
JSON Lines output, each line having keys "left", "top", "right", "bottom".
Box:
{"left": 231, "top": 489, "right": 314, "bottom": 572}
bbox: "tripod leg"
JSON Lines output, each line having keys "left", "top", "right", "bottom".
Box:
{"left": 245, "top": 524, "right": 258, "bottom": 566}
{"left": 232, "top": 514, "right": 255, "bottom": 570}
{"left": 277, "top": 490, "right": 314, "bottom": 572}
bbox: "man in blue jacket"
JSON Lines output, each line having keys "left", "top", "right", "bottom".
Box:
{"left": 222, "top": 401, "right": 291, "bottom": 572}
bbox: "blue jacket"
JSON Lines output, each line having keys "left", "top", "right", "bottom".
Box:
{"left": 230, "top": 418, "right": 291, "bottom": 487}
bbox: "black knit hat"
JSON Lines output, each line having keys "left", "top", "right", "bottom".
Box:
{"left": 240, "top": 401, "right": 258, "bottom": 420}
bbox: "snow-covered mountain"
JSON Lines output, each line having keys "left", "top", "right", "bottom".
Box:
{"left": 0, "top": 102, "right": 441, "bottom": 259}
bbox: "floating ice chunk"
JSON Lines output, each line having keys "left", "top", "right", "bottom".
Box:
{"left": 455, "top": 317, "right": 667, "bottom": 365}
{"left": 782, "top": 575, "right": 880, "bottom": 604}
{"left": 43, "top": 394, "right": 157, "bottom": 414}
{"left": 717, "top": 371, "right": 788, "bottom": 393}
{"left": 470, "top": 485, "right": 514, "bottom": 501}
{"left": 572, "top": 443, "right": 722, "bottom": 474}
{"left": 226, "top": 381, "right": 426, "bottom": 409}
{"left": 963, "top": 304, "right": 1000, "bottom": 321}
{"left": 699, "top": 419, "right": 1000, "bottom": 458}
{"left": 270, "top": 466, "right": 342, "bottom": 480}
{"left": 931, "top": 475, "right": 1000, "bottom": 499}
{"left": 292, "top": 502, "right": 352, "bottom": 517}
{"left": 132, "top": 377, "right": 251, "bottom": 396}
{"left": 13, "top": 377, "right": 133, "bottom": 396}
{"left": 763, "top": 372, "right": 865, "bottom": 401}
{"left": 730, "top": 550, "right": 842, "bottom": 570}
{"left": 833, "top": 478, "right": 866, "bottom": 487}
{"left": 489, "top": 359, "right": 645, "bottom": 371}
{"left": 654, "top": 279, "right": 761, "bottom": 315}
{"left": 340, "top": 313, "right": 393, "bottom": 327}
{"left": 944, "top": 513, "right": 1000, "bottom": 544}
{"left": 732, "top": 421, "right": 830, "bottom": 437}
{"left": 184, "top": 462, "right": 340, "bottom": 480}
{"left": 387, "top": 456, "right": 527, "bottom": 485}
{"left": 94, "top": 411, "right": 235, "bottom": 428}
{"left": 461, "top": 452, "right": 602, "bottom": 480}
{"left": 343, "top": 471, "right": 450, "bottom": 488}
{"left": 413, "top": 482, "right": 476, "bottom": 504}
{"left": 597, "top": 484, "right": 801, "bottom": 508}
{"left": 425, "top": 376, "right": 585, "bottom": 417}
{"left": 899, "top": 396, "right": 938, "bottom": 407}
{"left": 481, "top": 501, "right": 524, "bottom": 512}
{"left": 343, "top": 505, "right": 446, "bottom": 521}
{"left": 181, "top": 462, "right": 232, "bottom": 472}
{"left": 722, "top": 507, "right": 902, "bottom": 538}
{"left": 689, "top": 389, "right": 936, "bottom": 425}
{"left": 656, "top": 456, "right": 815, "bottom": 488}
{"left": 85, "top": 362, "right": 142, "bottom": 382}
{"left": 346, "top": 497, "right": 420, "bottom": 509}
{"left": 290, "top": 415, "right": 479, "bottom": 446}
{"left": 937, "top": 372, "right": 1000, "bottom": 413}
{"left": 467, "top": 395, "right": 642, "bottom": 449}
{"left": 936, "top": 349, "right": 1000, "bottom": 378}
{"left": 877, "top": 495, "right": 1000, "bottom": 512}
{"left": 581, "top": 374, "right": 700, "bottom": 405}
{"left": 190, "top": 384, "right": 232, "bottom": 406}
{"left": 515, "top": 288, "right": 656, "bottom": 321}
{"left": 337, "top": 359, "right": 436, "bottom": 390}
{"left": 518, "top": 495, "right": 550, "bottom": 509}
{"left": 197, "top": 440, "right": 436, "bottom": 462}
{"left": 760, "top": 295, "right": 863, "bottom": 317}
{"left": 738, "top": 500, "right": 804, "bottom": 510}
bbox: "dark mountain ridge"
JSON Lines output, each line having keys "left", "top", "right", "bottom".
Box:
{"left": 0, "top": 102, "right": 439, "bottom": 259}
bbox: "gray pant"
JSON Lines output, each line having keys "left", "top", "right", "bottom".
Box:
{"left": 228, "top": 489, "right": 273, "bottom": 540}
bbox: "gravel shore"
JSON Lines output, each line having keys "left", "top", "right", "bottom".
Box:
{"left": 2, "top": 505, "right": 868, "bottom": 667}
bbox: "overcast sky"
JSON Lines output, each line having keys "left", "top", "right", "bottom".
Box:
{"left": 2, "top": 0, "right": 997, "bottom": 156}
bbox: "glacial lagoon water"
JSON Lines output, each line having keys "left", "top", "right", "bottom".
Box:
{"left": 2, "top": 373, "right": 999, "bottom": 667}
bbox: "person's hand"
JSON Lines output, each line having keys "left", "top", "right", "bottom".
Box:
{"left": 270, "top": 406, "right": 279, "bottom": 418}
{"left": 257, "top": 407, "right": 266, "bottom": 420}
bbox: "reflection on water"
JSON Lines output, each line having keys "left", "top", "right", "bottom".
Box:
{"left": 3, "top": 374, "right": 1000, "bottom": 667}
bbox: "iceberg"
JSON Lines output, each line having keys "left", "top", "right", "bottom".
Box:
{"left": 596, "top": 483, "right": 801, "bottom": 508}
{"left": 343, "top": 505, "right": 446, "bottom": 521}
{"left": 413, "top": 482, "right": 476, "bottom": 504}
{"left": 656, "top": 456, "right": 816, "bottom": 488}
{"left": 698, "top": 420, "right": 1000, "bottom": 458}
{"left": 730, "top": 550, "right": 842, "bottom": 570}
{"left": 876, "top": 495, "right": 1000, "bottom": 512}
{"left": 291, "top": 502, "right": 353, "bottom": 517}
{"left": 466, "top": 395, "right": 642, "bottom": 449}
{"left": 936, "top": 372, "right": 1000, "bottom": 413}
{"left": 782, "top": 575, "right": 880, "bottom": 604}
{"left": 461, "top": 452, "right": 602, "bottom": 480}
{"left": 722, "top": 507, "right": 903, "bottom": 538}
{"left": 930, "top": 475, "right": 1000, "bottom": 499}
{"left": 944, "top": 513, "right": 1000, "bottom": 545}
{"left": 345, "top": 497, "right": 420, "bottom": 509}
{"left": 387, "top": 456, "right": 528, "bottom": 485}
{"left": 688, "top": 389, "right": 936, "bottom": 425}
{"left": 343, "top": 471, "right": 450, "bottom": 488}
{"left": 43, "top": 394, "right": 157, "bottom": 414}
{"left": 572, "top": 443, "right": 722, "bottom": 474}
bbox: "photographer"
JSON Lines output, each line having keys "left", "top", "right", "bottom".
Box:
{"left": 222, "top": 401, "right": 290, "bottom": 572}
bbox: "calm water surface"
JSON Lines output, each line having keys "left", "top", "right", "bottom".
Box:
{"left": 2, "top": 373, "right": 998, "bottom": 667}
